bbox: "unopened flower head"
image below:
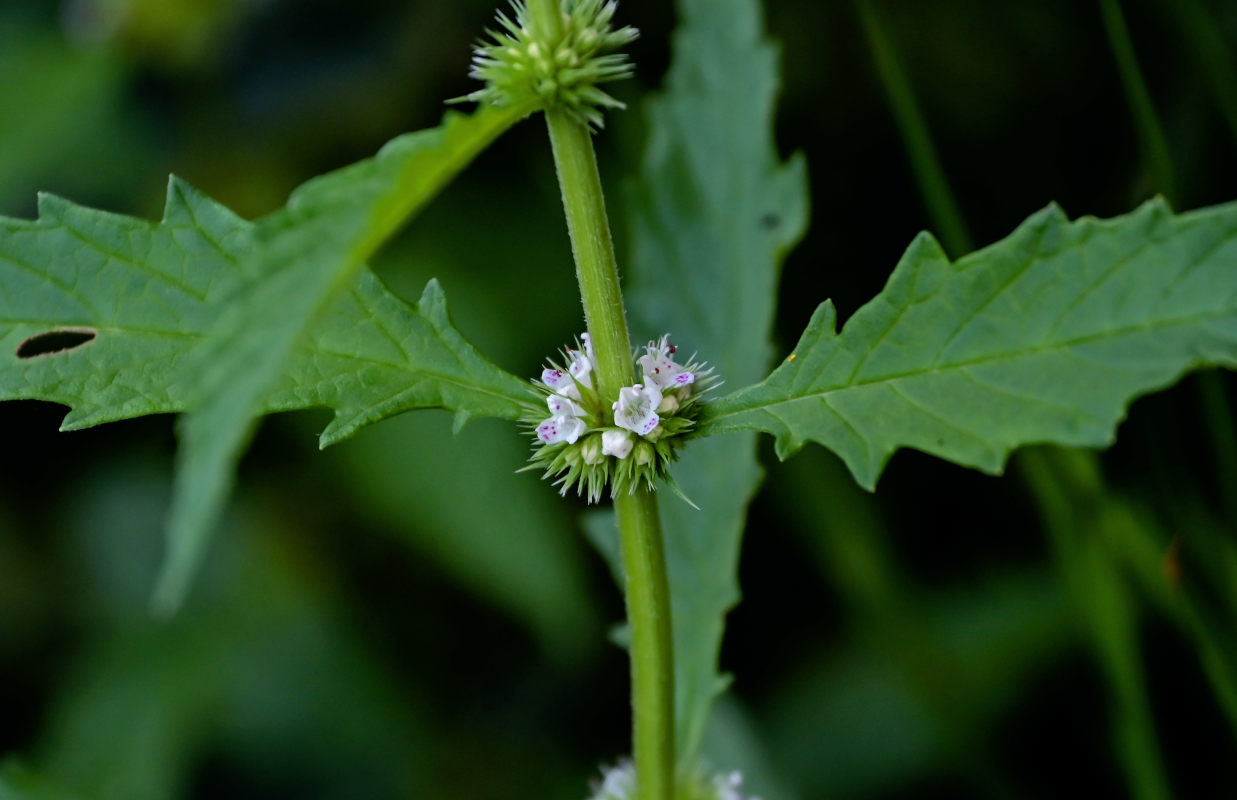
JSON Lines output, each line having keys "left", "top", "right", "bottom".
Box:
{"left": 457, "top": 0, "right": 639, "bottom": 129}
{"left": 523, "top": 332, "right": 715, "bottom": 502}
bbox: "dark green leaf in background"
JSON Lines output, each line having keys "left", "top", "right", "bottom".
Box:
{"left": 0, "top": 762, "right": 80, "bottom": 800}
{"left": 702, "top": 198, "right": 1237, "bottom": 489}
{"left": 619, "top": 0, "right": 808, "bottom": 772}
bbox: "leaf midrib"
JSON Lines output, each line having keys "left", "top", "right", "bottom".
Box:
{"left": 704, "top": 303, "right": 1235, "bottom": 426}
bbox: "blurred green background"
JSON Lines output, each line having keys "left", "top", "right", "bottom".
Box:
{"left": 3, "top": 0, "right": 1237, "bottom": 797}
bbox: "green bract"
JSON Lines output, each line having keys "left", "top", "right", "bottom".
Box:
{"left": 460, "top": 0, "right": 639, "bottom": 128}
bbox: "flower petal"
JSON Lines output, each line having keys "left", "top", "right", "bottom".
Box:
{"left": 613, "top": 382, "right": 662, "bottom": 436}
{"left": 602, "top": 429, "right": 633, "bottom": 459}
{"left": 537, "top": 413, "right": 586, "bottom": 444}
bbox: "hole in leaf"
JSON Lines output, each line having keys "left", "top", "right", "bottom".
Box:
{"left": 17, "top": 328, "right": 97, "bottom": 358}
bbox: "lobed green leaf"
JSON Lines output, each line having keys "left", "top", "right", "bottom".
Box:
{"left": 162, "top": 102, "right": 535, "bottom": 611}
{"left": 0, "top": 178, "right": 534, "bottom": 434}
{"left": 0, "top": 167, "right": 538, "bottom": 610}
{"left": 702, "top": 198, "right": 1237, "bottom": 489}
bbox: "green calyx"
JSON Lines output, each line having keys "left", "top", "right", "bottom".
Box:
{"left": 458, "top": 0, "right": 639, "bottom": 128}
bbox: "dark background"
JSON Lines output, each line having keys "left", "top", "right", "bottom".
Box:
{"left": 2, "top": 0, "right": 1237, "bottom": 797}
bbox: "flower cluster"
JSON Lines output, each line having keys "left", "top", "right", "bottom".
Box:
{"left": 525, "top": 333, "right": 714, "bottom": 502}
{"left": 587, "top": 761, "right": 760, "bottom": 800}
{"left": 457, "top": 0, "right": 639, "bottom": 128}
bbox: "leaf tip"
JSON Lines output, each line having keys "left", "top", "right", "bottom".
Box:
{"left": 35, "top": 192, "right": 71, "bottom": 221}
{"left": 452, "top": 407, "right": 475, "bottom": 435}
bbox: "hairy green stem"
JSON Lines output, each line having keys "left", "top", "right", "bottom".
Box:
{"left": 534, "top": 22, "right": 675, "bottom": 793}
{"left": 613, "top": 490, "right": 676, "bottom": 800}
{"left": 544, "top": 113, "right": 636, "bottom": 398}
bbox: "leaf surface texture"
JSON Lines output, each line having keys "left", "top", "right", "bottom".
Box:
{"left": 702, "top": 198, "right": 1237, "bottom": 488}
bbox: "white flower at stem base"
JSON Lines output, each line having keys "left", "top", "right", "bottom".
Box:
{"left": 568, "top": 346, "right": 594, "bottom": 389}
{"left": 638, "top": 334, "right": 695, "bottom": 391}
{"left": 612, "top": 382, "right": 662, "bottom": 436}
{"left": 541, "top": 332, "right": 595, "bottom": 399}
{"left": 541, "top": 366, "right": 576, "bottom": 397}
{"left": 602, "top": 429, "right": 634, "bottom": 459}
{"left": 547, "top": 392, "right": 585, "bottom": 418}
{"left": 536, "top": 413, "right": 585, "bottom": 445}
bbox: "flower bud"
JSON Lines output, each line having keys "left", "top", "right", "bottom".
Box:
{"left": 634, "top": 441, "right": 654, "bottom": 466}
{"left": 582, "top": 434, "right": 605, "bottom": 464}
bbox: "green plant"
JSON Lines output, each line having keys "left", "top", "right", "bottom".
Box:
{"left": 2, "top": 1, "right": 1236, "bottom": 798}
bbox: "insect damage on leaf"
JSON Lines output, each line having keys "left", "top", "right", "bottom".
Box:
{"left": 16, "top": 328, "right": 97, "bottom": 358}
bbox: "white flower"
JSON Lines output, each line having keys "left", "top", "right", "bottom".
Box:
{"left": 612, "top": 382, "right": 662, "bottom": 436}
{"left": 547, "top": 392, "right": 585, "bottom": 418}
{"left": 568, "top": 345, "right": 594, "bottom": 389}
{"left": 541, "top": 366, "right": 576, "bottom": 396}
{"left": 536, "top": 413, "right": 585, "bottom": 445}
{"left": 589, "top": 761, "right": 634, "bottom": 800}
{"left": 715, "top": 771, "right": 760, "bottom": 800}
{"left": 541, "top": 332, "right": 595, "bottom": 400}
{"left": 602, "top": 429, "right": 633, "bottom": 459}
{"left": 637, "top": 334, "right": 694, "bottom": 390}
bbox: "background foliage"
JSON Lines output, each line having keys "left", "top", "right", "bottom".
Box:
{"left": 2, "top": 0, "right": 1237, "bottom": 798}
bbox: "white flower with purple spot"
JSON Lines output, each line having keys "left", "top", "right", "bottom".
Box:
{"left": 568, "top": 346, "right": 594, "bottom": 389}
{"left": 638, "top": 334, "right": 695, "bottom": 391}
{"left": 541, "top": 366, "right": 577, "bottom": 397}
{"left": 536, "top": 413, "right": 585, "bottom": 445}
{"left": 527, "top": 331, "right": 715, "bottom": 502}
{"left": 613, "top": 382, "right": 662, "bottom": 436}
{"left": 546, "top": 392, "right": 585, "bottom": 418}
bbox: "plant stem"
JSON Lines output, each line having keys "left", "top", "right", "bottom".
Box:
{"left": 613, "top": 490, "right": 676, "bottom": 800}
{"left": 544, "top": 112, "right": 636, "bottom": 398}
{"left": 542, "top": 91, "right": 676, "bottom": 800}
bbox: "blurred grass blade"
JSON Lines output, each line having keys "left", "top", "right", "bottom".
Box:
{"left": 1163, "top": 0, "right": 1237, "bottom": 148}
{"left": 702, "top": 198, "right": 1237, "bottom": 490}
{"left": 158, "top": 103, "right": 536, "bottom": 613}
{"left": 1103, "top": 0, "right": 1237, "bottom": 529}
{"left": 855, "top": 0, "right": 971, "bottom": 257}
{"left": 1020, "top": 448, "right": 1171, "bottom": 800}
{"left": 1099, "top": 0, "right": 1177, "bottom": 203}
{"left": 0, "top": 762, "right": 81, "bottom": 800}
{"left": 621, "top": 0, "right": 807, "bottom": 765}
